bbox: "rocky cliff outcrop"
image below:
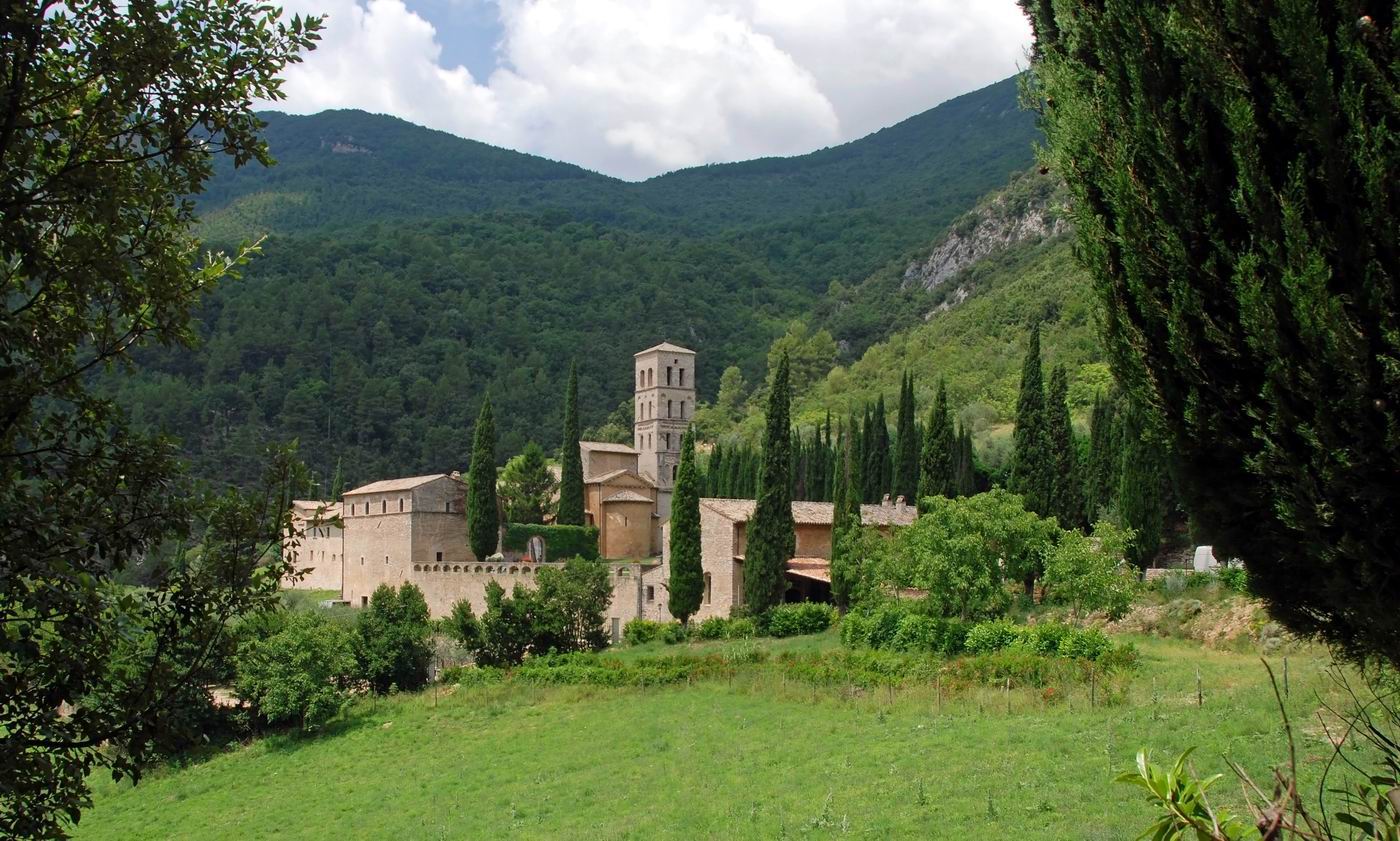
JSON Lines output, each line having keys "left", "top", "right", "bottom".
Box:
{"left": 903, "top": 171, "right": 1069, "bottom": 293}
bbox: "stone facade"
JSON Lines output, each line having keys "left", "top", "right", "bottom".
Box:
{"left": 284, "top": 500, "right": 344, "bottom": 591}
{"left": 632, "top": 342, "right": 696, "bottom": 495}
{"left": 340, "top": 474, "right": 470, "bottom": 609}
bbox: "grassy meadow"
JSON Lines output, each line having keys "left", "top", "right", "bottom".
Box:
{"left": 77, "top": 627, "right": 1350, "bottom": 840}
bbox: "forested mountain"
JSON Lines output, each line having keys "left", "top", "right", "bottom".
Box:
{"left": 114, "top": 75, "right": 1044, "bottom": 490}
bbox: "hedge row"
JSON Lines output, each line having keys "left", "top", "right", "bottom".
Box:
{"left": 500, "top": 523, "right": 599, "bottom": 561}
{"left": 624, "top": 603, "right": 838, "bottom": 646}
{"left": 842, "top": 602, "right": 1127, "bottom": 664}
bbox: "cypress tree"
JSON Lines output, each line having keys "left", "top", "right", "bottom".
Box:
{"left": 1010, "top": 324, "right": 1052, "bottom": 516}
{"left": 874, "top": 395, "right": 892, "bottom": 500}
{"left": 954, "top": 424, "right": 977, "bottom": 497}
{"left": 829, "top": 436, "right": 863, "bottom": 611}
{"left": 744, "top": 353, "right": 795, "bottom": 614}
{"left": 467, "top": 398, "right": 499, "bottom": 561}
{"left": 1046, "top": 364, "right": 1084, "bottom": 530}
{"left": 667, "top": 428, "right": 704, "bottom": 626}
{"left": 917, "top": 380, "right": 954, "bottom": 508}
{"left": 556, "top": 360, "right": 585, "bottom": 525}
{"left": 707, "top": 442, "right": 725, "bottom": 498}
{"left": 1023, "top": 1, "right": 1400, "bottom": 661}
{"left": 892, "top": 372, "right": 919, "bottom": 503}
{"left": 1117, "top": 401, "right": 1168, "bottom": 568}
{"left": 1083, "top": 393, "right": 1120, "bottom": 523}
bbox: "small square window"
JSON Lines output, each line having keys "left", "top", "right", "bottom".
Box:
{"left": 436, "top": 551, "right": 443, "bottom": 563}
{"left": 646, "top": 585, "right": 655, "bottom": 602}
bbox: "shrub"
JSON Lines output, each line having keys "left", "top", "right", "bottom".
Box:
{"left": 235, "top": 612, "right": 355, "bottom": 730}
{"left": 438, "top": 665, "right": 505, "bottom": 687}
{"left": 623, "top": 618, "right": 665, "bottom": 646}
{"left": 660, "top": 622, "right": 689, "bottom": 645}
{"left": 1058, "top": 627, "right": 1112, "bottom": 661}
{"left": 695, "top": 617, "right": 729, "bottom": 641}
{"left": 355, "top": 583, "right": 433, "bottom": 694}
{"left": 1041, "top": 522, "right": 1138, "bottom": 619}
{"left": 1096, "top": 643, "right": 1140, "bottom": 673}
{"left": 764, "top": 603, "right": 838, "bottom": 638}
{"left": 964, "top": 620, "right": 1026, "bottom": 654}
{"left": 723, "top": 617, "right": 758, "bottom": 639}
{"left": 1217, "top": 566, "right": 1249, "bottom": 594}
{"left": 891, "top": 614, "right": 939, "bottom": 653}
{"left": 500, "top": 523, "right": 600, "bottom": 561}
{"left": 1021, "top": 622, "right": 1073, "bottom": 656}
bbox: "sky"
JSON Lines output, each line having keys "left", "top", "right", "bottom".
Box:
{"left": 272, "top": 0, "right": 1033, "bottom": 181}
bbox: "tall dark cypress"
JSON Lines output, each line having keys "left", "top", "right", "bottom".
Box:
{"left": 1010, "top": 324, "right": 1052, "bottom": 516}
{"left": 667, "top": 428, "right": 704, "bottom": 625}
{"left": 954, "top": 424, "right": 977, "bottom": 497}
{"left": 1046, "top": 364, "right": 1085, "bottom": 530}
{"left": 744, "top": 353, "right": 795, "bottom": 614}
{"left": 1118, "top": 400, "right": 1168, "bottom": 568}
{"left": 556, "top": 360, "right": 585, "bottom": 525}
{"left": 829, "top": 435, "right": 862, "bottom": 611}
{"left": 706, "top": 442, "right": 724, "bottom": 498}
{"left": 917, "top": 380, "right": 954, "bottom": 507}
{"left": 874, "top": 395, "right": 892, "bottom": 500}
{"left": 892, "top": 372, "right": 919, "bottom": 503}
{"left": 1084, "top": 393, "right": 1120, "bottom": 522}
{"left": 467, "top": 398, "right": 499, "bottom": 561}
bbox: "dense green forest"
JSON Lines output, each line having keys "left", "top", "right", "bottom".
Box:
{"left": 113, "top": 75, "right": 1043, "bottom": 489}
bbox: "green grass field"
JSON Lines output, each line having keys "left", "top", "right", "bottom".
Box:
{"left": 75, "top": 629, "right": 1351, "bottom": 840}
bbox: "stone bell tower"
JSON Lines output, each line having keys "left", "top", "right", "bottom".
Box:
{"left": 633, "top": 342, "right": 696, "bottom": 502}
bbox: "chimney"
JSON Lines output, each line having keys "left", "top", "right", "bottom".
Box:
{"left": 449, "top": 470, "right": 462, "bottom": 481}
{"left": 881, "top": 493, "right": 891, "bottom": 508}
{"left": 895, "top": 495, "right": 906, "bottom": 512}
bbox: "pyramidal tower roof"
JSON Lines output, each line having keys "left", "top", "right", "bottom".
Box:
{"left": 635, "top": 341, "right": 695, "bottom": 356}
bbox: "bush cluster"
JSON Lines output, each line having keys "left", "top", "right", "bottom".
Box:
{"left": 842, "top": 601, "right": 1127, "bottom": 664}
{"left": 841, "top": 601, "right": 970, "bottom": 656}
{"left": 625, "top": 606, "right": 831, "bottom": 647}
{"left": 762, "top": 603, "right": 838, "bottom": 638}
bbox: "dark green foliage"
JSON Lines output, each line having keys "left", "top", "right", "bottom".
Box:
{"left": 355, "top": 583, "right": 434, "bottom": 694}
{"left": 668, "top": 428, "right": 704, "bottom": 625}
{"left": 917, "top": 380, "right": 955, "bottom": 507}
{"left": 470, "top": 558, "right": 612, "bottom": 664}
{"left": 0, "top": 3, "right": 320, "bottom": 831}
{"left": 1045, "top": 365, "right": 1084, "bottom": 530}
{"left": 467, "top": 399, "right": 499, "bottom": 561}
{"left": 444, "top": 599, "right": 481, "bottom": 650}
{"left": 874, "top": 396, "right": 892, "bottom": 500}
{"left": 234, "top": 612, "right": 355, "bottom": 730}
{"left": 473, "top": 582, "right": 536, "bottom": 667}
{"left": 557, "top": 361, "right": 585, "bottom": 525}
{"left": 1010, "top": 324, "right": 1053, "bottom": 517}
{"left": 1022, "top": 1, "right": 1400, "bottom": 663}
{"left": 744, "top": 354, "right": 795, "bottom": 614}
{"left": 953, "top": 424, "right": 978, "bottom": 497}
{"left": 762, "top": 603, "right": 838, "bottom": 638}
{"left": 499, "top": 442, "right": 556, "bottom": 524}
{"left": 532, "top": 557, "right": 613, "bottom": 653}
{"left": 1117, "top": 403, "right": 1170, "bottom": 569}
{"left": 1083, "top": 393, "right": 1121, "bottom": 523}
{"left": 892, "top": 372, "right": 920, "bottom": 502}
{"left": 500, "top": 523, "right": 600, "bottom": 561}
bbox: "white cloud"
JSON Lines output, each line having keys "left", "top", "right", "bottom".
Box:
{"left": 273, "top": 0, "right": 1031, "bottom": 180}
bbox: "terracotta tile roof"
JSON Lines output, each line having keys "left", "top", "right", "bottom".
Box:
{"left": 580, "top": 441, "right": 637, "bottom": 454}
{"left": 699, "top": 498, "right": 918, "bottom": 527}
{"left": 587, "top": 468, "right": 656, "bottom": 487}
{"left": 634, "top": 341, "right": 695, "bottom": 356}
{"left": 699, "top": 498, "right": 835, "bottom": 525}
{"left": 291, "top": 500, "right": 341, "bottom": 518}
{"left": 859, "top": 502, "right": 918, "bottom": 527}
{"left": 786, "top": 557, "right": 831, "bottom": 583}
{"left": 344, "top": 474, "right": 459, "bottom": 496}
{"left": 603, "top": 490, "right": 653, "bottom": 504}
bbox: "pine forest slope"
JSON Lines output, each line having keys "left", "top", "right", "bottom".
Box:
{"left": 114, "top": 76, "right": 1046, "bottom": 489}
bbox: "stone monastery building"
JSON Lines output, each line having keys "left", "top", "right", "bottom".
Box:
{"left": 285, "top": 342, "right": 915, "bottom": 636}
